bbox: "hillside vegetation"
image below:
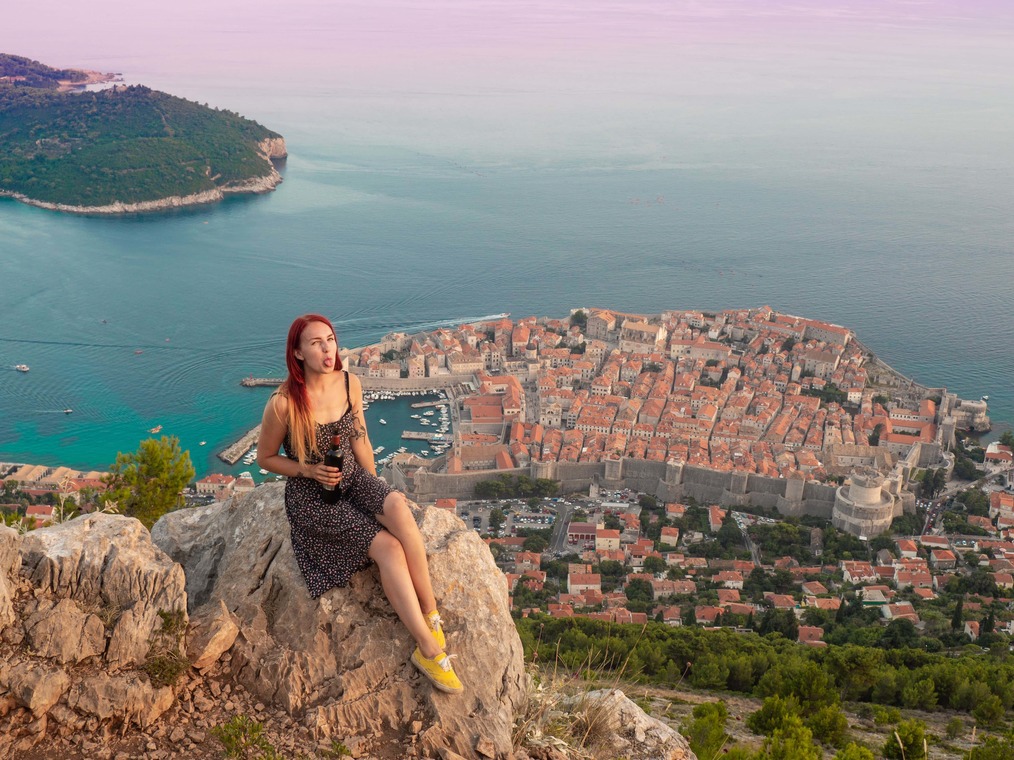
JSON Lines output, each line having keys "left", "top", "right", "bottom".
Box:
{"left": 0, "top": 54, "right": 282, "bottom": 208}
{"left": 0, "top": 52, "right": 89, "bottom": 88}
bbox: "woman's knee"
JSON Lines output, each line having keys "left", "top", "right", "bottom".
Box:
{"left": 382, "top": 490, "right": 409, "bottom": 517}
{"left": 368, "top": 529, "right": 406, "bottom": 566}
{"left": 381, "top": 492, "right": 418, "bottom": 530}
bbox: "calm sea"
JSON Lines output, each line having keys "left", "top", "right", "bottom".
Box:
{"left": 1, "top": 1, "right": 1012, "bottom": 477}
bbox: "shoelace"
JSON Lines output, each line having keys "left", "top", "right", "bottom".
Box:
{"left": 436, "top": 653, "right": 458, "bottom": 672}
{"left": 429, "top": 613, "right": 443, "bottom": 632}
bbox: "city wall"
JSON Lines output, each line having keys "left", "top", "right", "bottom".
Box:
{"left": 406, "top": 455, "right": 839, "bottom": 519}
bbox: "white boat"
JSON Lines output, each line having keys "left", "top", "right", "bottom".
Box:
{"left": 199, "top": 441, "right": 207, "bottom": 446}
{"left": 411, "top": 414, "right": 421, "bottom": 419}
{"left": 424, "top": 410, "right": 435, "bottom": 416}
{"left": 373, "top": 446, "right": 385, "bottom": 454}
{"left": 63, "top": 408, "right": 73, "bottom": 414}
{"left": 379, "top": 418, "right": 387, "bottom": 425}
{"left": 259, "top": 468, "right": 269, "bottom": 475}
{"left": 15, "top": 364, "right": 29, "bottom": 372}
{"left": 238, "top": 471, "right": 253, "bottom": 479}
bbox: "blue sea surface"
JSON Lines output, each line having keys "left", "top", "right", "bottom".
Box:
{"left": 1, "top": 1, "right": 1012, "bottom": 477}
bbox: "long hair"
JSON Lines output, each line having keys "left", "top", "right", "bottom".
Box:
{"left": 278, "top": 313, "right": 343, "bottom": 464}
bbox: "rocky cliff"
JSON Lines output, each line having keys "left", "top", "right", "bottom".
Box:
{"left": 0, "top": 485, "right": 695, "bottom": 760}
{"left": 152, "top": 482, "right": 526, "bottom": 758}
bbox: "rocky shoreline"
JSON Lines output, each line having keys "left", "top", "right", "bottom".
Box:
{"left": 0, "top": 137, "right": 287, "bottom": 215}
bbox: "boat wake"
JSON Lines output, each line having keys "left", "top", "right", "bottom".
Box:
{"left": 395, "top": 313, "right": 510, "bottom": 333}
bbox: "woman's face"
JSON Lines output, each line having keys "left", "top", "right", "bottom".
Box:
{"left": 295, "top": 321, "right": 338, "bottom": 373}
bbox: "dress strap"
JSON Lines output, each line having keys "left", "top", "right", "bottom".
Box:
{"left": 344, "top": 370, "right": 353, "bottom": 417}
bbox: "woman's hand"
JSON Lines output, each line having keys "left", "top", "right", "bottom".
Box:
{"left": 307, "top": 462, "right": 343, "bottom": 489}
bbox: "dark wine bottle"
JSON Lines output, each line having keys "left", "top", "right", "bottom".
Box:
{"left": 321, "top": 434, "right": 343, "bottom": 503}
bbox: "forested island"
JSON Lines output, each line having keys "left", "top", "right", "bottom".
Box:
{"left": 0, "top": 53, "right": 286, "bottom": 213}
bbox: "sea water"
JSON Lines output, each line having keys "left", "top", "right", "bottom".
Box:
{"left": 1, "top": 1, "right": 1012, "bottom": 477}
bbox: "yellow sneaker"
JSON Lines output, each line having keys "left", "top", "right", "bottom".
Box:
{"left": 411, "top": 647, "right": 463, "bottom": 694}
{"left": 426, "top": 609, "right": 446, "bottom": 650}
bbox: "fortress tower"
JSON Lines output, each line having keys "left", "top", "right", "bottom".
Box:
{"left": 831, "top": 467, "right": 897, "bottom": 538}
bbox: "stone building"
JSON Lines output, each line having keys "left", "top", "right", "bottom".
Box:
{"left": 831, "top": 468, "right": 899, "bottom": 538}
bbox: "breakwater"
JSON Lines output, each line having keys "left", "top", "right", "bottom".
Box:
{"left": 218, "top": 425, "right": 261, "bottom": 465}
{"left": 241, "top": 378, "right": 283, "bottom": 387}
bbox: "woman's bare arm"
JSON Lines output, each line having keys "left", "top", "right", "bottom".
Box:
{"left": 346, "top": 372, "right": 378, "bottom": 476}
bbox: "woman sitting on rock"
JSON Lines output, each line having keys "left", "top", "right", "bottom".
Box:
{"left": 257, "top": 313, "right": 462, "bottom": 694}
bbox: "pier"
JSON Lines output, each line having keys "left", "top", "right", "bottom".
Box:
{"left": 218, "top": 425, "right": 261, "bottom": 464}
{"left": 241, "top": 377, "right": 283, "bottom": 387}
{"left": 410, "top": 400, "right": 450, "bottom": 409}
{"left": 402, "top": 431, "right": 447, "bottom": 441}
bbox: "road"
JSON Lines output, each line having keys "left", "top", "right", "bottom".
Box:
{"left": 549, "top": 502, "right": 575, "bottom": 553}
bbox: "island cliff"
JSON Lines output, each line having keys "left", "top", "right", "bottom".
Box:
{"left": 0, "top": 485, "right": 696, "bottom": 760}
{"left": 0, "top": 54, "right": 287, "bottom": 214}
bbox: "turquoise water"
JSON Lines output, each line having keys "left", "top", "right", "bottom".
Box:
{"left": 1, "top": 1, "right": 1013, "bottom": 477}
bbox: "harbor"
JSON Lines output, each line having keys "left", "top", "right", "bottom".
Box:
{"left": 213, "top": 386, "right": 454, "bottom": 475}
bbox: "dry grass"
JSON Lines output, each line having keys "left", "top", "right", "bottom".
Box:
{"left": 512, "top": 622, "right": 683, "bottom": 759}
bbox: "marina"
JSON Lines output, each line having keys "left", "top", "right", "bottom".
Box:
{"left": 211, "top": 387, "right": 453, "bottom": 477}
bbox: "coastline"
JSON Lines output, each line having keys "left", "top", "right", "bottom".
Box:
{"left": 0, "top": 138, "right": 287, "bottom": 216}
{"left": 55, "top": 70, "right": 120, "bottom": 92}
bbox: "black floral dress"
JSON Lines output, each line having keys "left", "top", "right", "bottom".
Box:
{"left": 282, "top": 371, "right": 393, "bottom": 598}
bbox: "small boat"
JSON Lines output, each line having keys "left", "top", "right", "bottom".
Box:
{"left": 15, "top": 364, "right": 29, "bottom": 372}
{"left": 134, "top": 350, "right": 143, "bottom": 355}
{"left": 411, "top": 414, "right": 421, "bottom": 419}
{"left": 259, "top": 468, "right": 269, "bottom": 475}
{"left": 148, "top": 425, "right": 163, "bottom": 434}
{"left": 64, "top": 408, "right": 73, "bottom": 414}
{"left": 199, "top": 441, "right": 207, "bottom": 446}
{"left": 373, "top": 445, "right": 385, "bottom": 454}
{"left": 238, "top": 471, "right": 252, "bottom": 479}
{"left": 379, "top": 418, "right": 387, "bottom": 425}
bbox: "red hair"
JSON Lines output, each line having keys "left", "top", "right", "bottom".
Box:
{"left": 279, "top": 313, "right": 343, "bottom": 464}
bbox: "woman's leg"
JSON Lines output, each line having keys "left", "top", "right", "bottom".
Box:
{"left": 368, "top": 529, "right": 441, "bottom": 659}
{"left": 373, "top": 491, "right": 437, "bottom": 616}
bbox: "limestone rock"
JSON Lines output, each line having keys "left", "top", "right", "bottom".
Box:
{"left": 153, "top": 482, "right": 527, "bottom": 759}
{"left": 0, "top": 525, "right": 19, "bottom": 633}
{"left": 23, "top": 597, "right": 106, "bottom": 664}
{"left": 561, "top": 689, "right": 696, "bottom": 760}
{"left": 66, "top": 672, "right": 175, "bottom": 727}
{"left": 0, "top": 523, "right": 19, "bottom": 578}
{"left": 106, "top": 603, "right": 162, "bottom": 669}
{"left": 19, "top": 514, "right": 186, "bottom": 613}
{"left": 0, "top": 660, "right": 70, "bottom": 717}
{"left": 186, "top": 598, "right": 240, "bottom": 670}
{"left": 258, "top": 136, "right": 288, "bottom": 160}
{"left": 19, "top": 514, "right": 188, "bottom": 668}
